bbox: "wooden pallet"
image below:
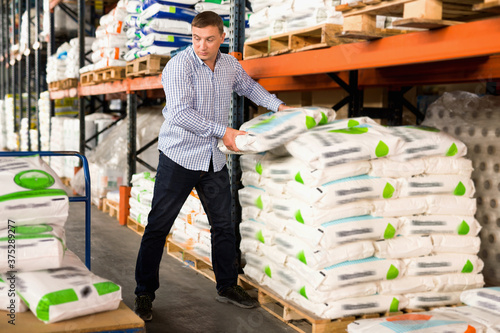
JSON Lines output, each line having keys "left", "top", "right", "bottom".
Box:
{"left": 166, "top": 237, "right": 215, "bottom": 283}
{"left": 238, "top": 275, "right": 464, "bottom": 333}
{"left": 48, "top": 81, "right": 60, "bottom": 91}
{"left": 243, "top": 23, "right": 350, "bottom": 60}
{"left": 49, "top": 78, "right": 78, "bottom": 91}
{"left": 127, "top": 216, "right": 146, "bottom": 236}
{"left": 80, "top": 71, "right": 95, "bottom": 86}
{"left": 336, "top": 0, "right": 497, "bottom": 38}
{"left": 103, "top": 198, "right": 119, "bottom": 219}
{"left": 126, "top": 54, "right": 170, "bottom": 77}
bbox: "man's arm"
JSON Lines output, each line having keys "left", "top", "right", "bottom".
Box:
{"left": 231, "top": 59, "right": 285, "bottom": 112}
{"left": 163, "top": 60, "right": 226, "bottom": 139}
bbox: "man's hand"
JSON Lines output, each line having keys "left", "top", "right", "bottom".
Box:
{"left": 223, "top": 127, "right": 246, "bottom": 152}
{"left": 278, "top": 104, "right": 293, "bottom": 111}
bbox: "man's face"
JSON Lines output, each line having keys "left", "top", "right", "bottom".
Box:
{"left": 192, "top": 25, "right": 225, "bottom": 64}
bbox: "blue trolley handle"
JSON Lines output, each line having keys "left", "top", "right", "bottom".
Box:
{"left": 0, "top": 151, "right": 92, "bottom": 270}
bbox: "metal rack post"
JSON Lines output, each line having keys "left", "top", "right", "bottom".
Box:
{"left": 0, "top": 1, "right": 4, "bottom": 101}
{"left": 18, "top": 0, "right": 24, "bottom": 136}
{"left": 26, "top": 0, "right": 31, "bottom": 151}
{"left": 35, "top": 0, "right": 41, "bottom": 150}
{"left": 126, "top": 92, "right": 137, "bottom": 185}
{"left": 78, "top": 0, "right": 86, "bottom": 155}
{"left": 11, "top": 0, "right": 17, "bottom": 134}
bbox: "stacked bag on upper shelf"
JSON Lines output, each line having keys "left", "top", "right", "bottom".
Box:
{"left": 0, "top": 155, "right": 122, "bottom": 323}
{"left": 226, "top": 107, "right": 484, "bottom": 319}
{"left": 246, "top": 0, "right": 343, "bottom": 42}
{"left": 123, "top": 0, "right": 199, "bottom": 61}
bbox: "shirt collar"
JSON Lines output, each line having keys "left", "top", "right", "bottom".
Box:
{"left": 189, "top": 45, "right": 222, "bottom": 69}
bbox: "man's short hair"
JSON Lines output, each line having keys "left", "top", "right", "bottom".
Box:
{"left": 192, "top": 11, "right": 224, "bottom": 35}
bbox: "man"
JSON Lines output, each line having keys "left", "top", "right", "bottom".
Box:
{"left": 134, "top": 11, "right": 291, "bottom": 322}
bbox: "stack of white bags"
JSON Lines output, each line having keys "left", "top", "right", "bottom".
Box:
{"left": 171, "top": 189, "right": 212, "bottom": 263}
{"left": 129, "top": 171, "right": 156, "bottom": 225}
{"left": 0, "top": 155, "right": 122, "bottom": 323}
{"left": 231, "top": 107, "right": 484, "bottom": 319}
{"left": 123, "top": 0, "right": 198, "bottom": 61}
{"left": 87, "top": 1, "right": 130, "bottom": 71}
{"left": 246, "top": 0, "right": 343, "bottom": 42}
{"left": 348, "top": 287, "right": 500, "bottom": 332}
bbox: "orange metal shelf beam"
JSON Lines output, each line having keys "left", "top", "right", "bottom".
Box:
{"left": 78, "top": 80, "right": 129, "bottom": 96}
{"left": 256, "top": 55, "right": 500, "bottom": 92}
{"left": 241, "top": 17, "right": 500, "bottom": 79}
{"left": 49, "top": 87, "right": 78, "bottom": 99}
{"left": 49, "top": 0, "right": 63, "bottom": 11}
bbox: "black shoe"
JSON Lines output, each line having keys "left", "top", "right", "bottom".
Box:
{"left": 134, "top": 295, "right": 153, "bottom": 322}
{"left": 216, "top": 285, "right": 257, "bottom": 309}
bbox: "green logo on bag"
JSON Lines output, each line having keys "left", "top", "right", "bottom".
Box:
{"left": 384, "top": 223, "right": 396, "bottom": 239}
{"left": 389, "top": 298, "right": 399, "bottom": 312}
{"left": 375, "top": 141, "right": 389, "bottom": 157}
{"left": 453, "top": 181, "right": 466, "bottom": 196}
{"left": 295, "top": 210, "right": 304, "bottom": 224}
{"left": 299, "top": 286, "right": 308, "bottom": 299}
{"left": 264, "top": 266, "right": 272, "bottom": 278}
{"left": 295, "top": 172, "right": 304, "bottom": 184}
{"left": 305, "top": 116, "right": 317, "bottom": 129}
{"left": 255, "top": 162, "right": 263, "bottom": 175}
{"left": 383, "top": 183, "right": 395, "bottom": 199}
{"left": 256, "top": 230, "right": 265, "bottom": 244}
{"left": 462, "top": 260, "right": 473, "bottom": 273}
{"left": 347, "top": 120, "right": 360, "bottom": 127}
{"left": 386, "top": 264, "right": 399, "bottom": 280}
{"left": 297, "top": 250, "right": 307, "bottom": 265}
{"left": 457, "top": 220, "right": 470, "bottom": 235}
{"left": 446, "top": 143, "right": 458, "bottom": 156}
{"left": 14, "top": 225, "right": 53, "bottom": 234}
{"left": 14, "top": 170, "right": 55, "bottom": 190}
{"left": 319, "top": 112, "right": 328, "bottom": 125}
{"left": 249, "top": 116, "right": 276, "bottom": 129}
{"left": 255, "top": 196, "right": 263, "bottom": 210}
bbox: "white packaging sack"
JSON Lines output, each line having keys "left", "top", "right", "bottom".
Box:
{"left": 285, "top": 122, "right": 403, "bottom": 169}
{"left": 433, "top": 306, "right": 500, "bottom": 332}
{"left": 404, "top": 254, "right": 484, "bottom": 276}
{"left": 425, "top": 195, "right": 477, "bottom": 216}
{"left": 322, "top": 294, "right": 408, "bottom": 319}
{"left": 140, "top": 18, "right": 192, "bottom": 35}
{"left": 431, "top": 235, "right": 481, "bottom": 254}
{"left": 241, "top": 206, "right": 262, "bottom": 221}
{"left": 388, "top": 125, "right": 467, "bottom": 161}
{"left": 287, "top": 256, "right": 403, "bottom": 290}
{"left": 406, "top": 291, "right": 462, "bottom": 308}
{"left": 0, "top": 224, "right": 66, "bottom": 273}
{"left": 423, "top": 156, "right": 473, "bottom": 177}
{"left": 239, "top": 220, "right": 274, "bottom": 245}
{"left": 432, "top": 273, "right": 484, "bottom": 292}
{"left": 241, "top": 170, "right": 264, "bottom": 187}
{"left": 219, "top": 107, "right": 335, "bottom": 154}
{"left": 460, "top": 287, "right": 500, "bottom": 315}
{"left": 374, "top": 236, "right": 433, "bottom": 259}
{"left": 239, "top": 153, "right": 267, "bottom": 174}
{"left": 294, "top": 160, "right": 371, "bottom": 187}
{"left": 0, "top": 156, "right": 69, "bottom": 227}
{"left": 0, "top": 277, "right": 28, "bottom": 313}
{"left": 399, "top": 215, "right": 481, "bottom": 236}
{"left": 242, "top": 264, "right": 265, "bottom": 284}
{"left": 378, "top": 275, "right": 436, "bottom": 295}
{"left": 240, "top": 238, "right": 262, "bottom": 254}
{"left": 399, "top": 174, "right": 475, "bottom": 198}
{"left": 272, "top": 198, "right": 373, "bottom": 226}
{"left": 273, "top": 232, "right": 374, "bottom": 269}
{"left": 347, "top": 312, "right": 484, "bottom": 333}
{"left": 288, "top": 175, "right": 401, "bottom": 208}
{"left": 13, "top": 250, "right": 121, "bottom": 323}
{"left": 261, "top": 275, "right": 292, "bottom": 300}
{"left": 370, "top": 157, "right": 427, "bottom": 178}
{"left": 301, "top": 281, "right": 378, "bottom": 304}
{"left": 259, "top": 212, "right": 287, "bottom": 232}
{"left": 238, "top": 185, "right": 272, "bottom": 212}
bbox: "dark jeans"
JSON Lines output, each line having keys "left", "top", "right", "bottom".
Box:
{"left": 135, "top": 152, "right": 237, "bottom": 300}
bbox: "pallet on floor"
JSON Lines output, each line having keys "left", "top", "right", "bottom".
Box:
{"left": 127, "top": 216, "right": 146, "bottom": 236}
{"left": 103, "top": 198, "right": 119, "bottom": 220}
{"left": 126, "top": 54, "right": 170, "bottom": 77}
{"left": 243, "top": 23, "right": 350, "bottom": 60}
{"left": 336, "top": 0, "right": 498, "bottom": 38}
{"left": 166, "top": 237, "right": 215, "bottom": 283}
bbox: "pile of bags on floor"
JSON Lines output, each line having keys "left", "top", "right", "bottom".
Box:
{"left": 129, "top": 171, "right": 156, "bottom": 225}
{"left": 229, "top": 107, "right": 486, "bottom": 319}
{"left": 348, "top": 287, "right": 500, "bottom": 332}
{"left": 0, "top": 155, "right": 122, "bottom": 323}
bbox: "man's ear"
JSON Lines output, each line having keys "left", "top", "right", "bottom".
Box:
{"left": 221, "top": 32, "right": 226, "bottom": 40}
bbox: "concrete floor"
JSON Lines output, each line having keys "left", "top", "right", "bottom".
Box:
{"left": 66, "top": 203, "right": 295, "bottom": 333}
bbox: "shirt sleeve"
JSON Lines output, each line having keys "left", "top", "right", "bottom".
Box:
{"left": 163, "top": 59, "right": 227, "bottom": 139}
{"left": 231, "top": 59, "right": 284, "bottom": 112}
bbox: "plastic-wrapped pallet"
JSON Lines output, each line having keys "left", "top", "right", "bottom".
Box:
{"left": 10, "top": 250, "right": 122, "bottom": 323}
{"left": 4, "top": 95, "right": 19, "bottom": 151}
{"left": 129, "top": 171, "right": 155, "bottom": 226}
{"left": 38, "top": 91, "right": 51, "bottom": 151}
